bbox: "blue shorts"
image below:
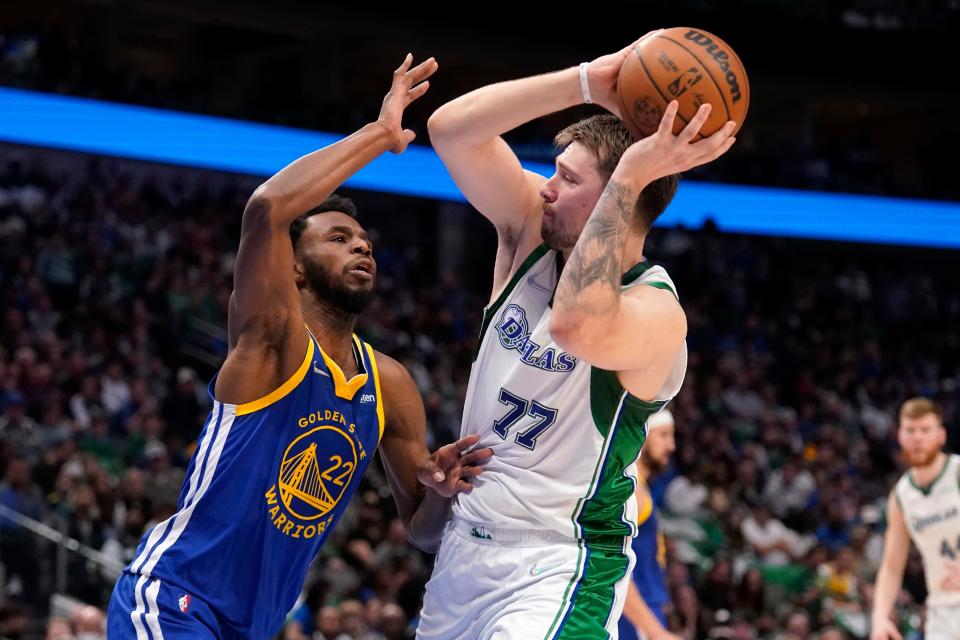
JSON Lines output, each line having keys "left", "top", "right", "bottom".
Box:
{"left": 107, "top": 572, "right": 228, "bottom": 639}
{"left": 617, "top": 603, "right": 668, "bottom": 640}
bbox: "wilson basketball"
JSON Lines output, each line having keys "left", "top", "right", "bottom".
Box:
{"left": 617, "top": 27, "right": 749, "bottom": 139}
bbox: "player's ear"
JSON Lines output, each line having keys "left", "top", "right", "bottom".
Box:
{"left": 293, "top": 260, "right": 306, "bottom": 289}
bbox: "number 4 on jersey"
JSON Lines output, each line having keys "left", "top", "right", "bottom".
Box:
{"left": 492, "top": 388, "right": 558, "bottom": 450}
{"left": 941, "top": 536, "right": 960, "bottom": 560}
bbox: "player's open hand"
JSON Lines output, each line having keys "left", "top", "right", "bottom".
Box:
{"left": 378, "top": 53, "right": 438, "bottom": 154}
{"left": 586, "top": 30, "right": 661, "bottom": 118}
{"left": 417, "top": 434, "right": 493, "bottom": 498}
{"left": 616, "top": 100, "right": 736, "bottom": 187}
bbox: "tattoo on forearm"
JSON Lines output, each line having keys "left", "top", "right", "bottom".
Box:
{"left": 555, "top": 180, "right": 636, "bottom": 317}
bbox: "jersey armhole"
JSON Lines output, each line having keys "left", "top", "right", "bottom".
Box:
{"left": 233, "top": 338, "right": 315, "bottom": 416}
{"left": 364, "top": 343, "right": 386, "bottom": 441}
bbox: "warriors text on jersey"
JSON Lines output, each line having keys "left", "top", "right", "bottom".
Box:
{"left": 894, "top": 453, "right": 960, "bottom": 608}
{"left": 454, "top": 244, "right": 687, "bottom": 541}
{"left": 120, "top": 333, "right": 384, "bottom": 637}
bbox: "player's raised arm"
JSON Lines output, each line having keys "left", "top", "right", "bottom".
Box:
{"left": 217, "top": 55, "right": 436, "bottom": 402}
{"left": 551, "top": 101, "right": 735, "bottom": 374}
{"left": 426, "top": 38, "right": 649, "bottom": 291}
{"left": 870, "top": 492, "right": 910, "bottom": 640}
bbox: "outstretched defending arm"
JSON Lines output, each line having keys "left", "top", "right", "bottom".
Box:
{"left": 216, "top": 54, "right": 437, "bottom": 406}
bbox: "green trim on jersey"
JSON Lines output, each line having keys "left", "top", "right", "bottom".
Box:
{"left": 473, "top": 243, "right": 550, "bottom": 362}
{"left": 573, "top": 368, "right": 665, "bottom": 540}
{"left": 547, "top": 542, "right": 631, "bottom": 640}
{"left": 644, "top": 280, "right": 677, "bottom": 297}
{"left": 620, "top": 261, "right": 651, "bottom": 285}
{"left": 908, "top": 455, "right": 951, "bottom": 496}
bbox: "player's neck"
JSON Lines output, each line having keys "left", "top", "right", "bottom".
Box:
{"left": 621, "top": 233, "right": 647, "bottom": 274}
{"left": 301, "top": 298, "right": 358, "bottom": 373}
{"left": 560, "top": 231, "right": 647, "bottom": 273}
{"left": 911, "top": 451, "right": 948, "bottom": 487}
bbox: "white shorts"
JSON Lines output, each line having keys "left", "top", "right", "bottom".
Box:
{"left": 417, "top": 518, "right": 635, "bottom": 640}
{"left": 926, "top": 603, "right": 960, "bottom": 640}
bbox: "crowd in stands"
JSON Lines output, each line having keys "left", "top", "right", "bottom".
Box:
{"left": 0, "top": 146, "right": 957, "bottom": 640}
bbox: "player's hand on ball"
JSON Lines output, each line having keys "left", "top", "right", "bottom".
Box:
{"left": 616, "top": 100, "right": 736, "bottom": 185}
{"left": 869, "top": 618, "right": 903, "bottom": 640}
{"left": 377, "top": 53, "right": 438, "bottom": 154}
{"left": 417, "top": 434, "right": 493, "bottom": 498}
{"left": 586, "top": 30, "right": 662, "bottom": 119}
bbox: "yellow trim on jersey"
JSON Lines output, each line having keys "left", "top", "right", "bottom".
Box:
{"left": 364, "top": 342, "right": 386, "bottom": 441}
{"left": 235, "top": 338, "right": 315, "bottom": 416}
{"left": 636, "top": 492, "right": 654, "bottom": 526}
{"left": 317, "top": 335, "right": 368, "bottom": 401}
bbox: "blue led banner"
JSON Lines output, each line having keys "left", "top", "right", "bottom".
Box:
{"left": 0, "top": 86, "right": 957, "bottom": 248}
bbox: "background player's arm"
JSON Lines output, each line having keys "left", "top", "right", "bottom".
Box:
{"left": 870, "top": 493, "right": 910, "bottom": 640}
{"left": 376, "top": 353, "right": 492, "bottom": 552}
{"left": 216, "top": 55, "right": 436, "bottom": 404}
{"left": 552, "top": 102, "right": 735, "bottom": 378}
{"left": 426, "top": 39, "right": 647, "bottom": 296}
{"left": 623, "top": 580, "right": 681, "bottom": 640}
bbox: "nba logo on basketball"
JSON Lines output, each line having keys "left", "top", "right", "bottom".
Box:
{"left": 178, "top": 594, "right": 191, "bottom": 613}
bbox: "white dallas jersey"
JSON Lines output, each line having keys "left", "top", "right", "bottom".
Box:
{"left": 894, "top": 453, "right": 960, "bottom": 608}
{"left": 454, "top": 245, "right": 686, "bottom": 541}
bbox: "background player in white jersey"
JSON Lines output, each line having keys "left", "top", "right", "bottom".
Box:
{"left": 871, "top": 398, "right": 960, "bottom": 640}
{"left": 418, "top": 33, "right": 737, "bottom": 639}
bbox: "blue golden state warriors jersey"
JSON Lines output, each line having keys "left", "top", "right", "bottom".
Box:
{"left": 631, "top": 487, "right": 668, "bottom": 608}
{"left": 124, "top": 333, "right": 384, "bottom": 638}
{"left": 619, "top": 482, "right": 670, "bottom": 639}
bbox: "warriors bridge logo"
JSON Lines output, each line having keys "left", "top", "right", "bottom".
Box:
{"left": 264, "top": 416, "right": 362, "bottom": 540}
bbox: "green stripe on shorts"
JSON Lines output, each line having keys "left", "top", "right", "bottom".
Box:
{"left": 548, "top": 542, "right": 630, "bottom": 640}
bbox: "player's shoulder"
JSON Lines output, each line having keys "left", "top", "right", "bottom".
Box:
{"left": 371, "top": 350, "right": 416, "bottom": 392}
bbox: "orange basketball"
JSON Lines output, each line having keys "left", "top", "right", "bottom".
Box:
{"left": 617, "top": 27, "right": 749, "bottom": 140}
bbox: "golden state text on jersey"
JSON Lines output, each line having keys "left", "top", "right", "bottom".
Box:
{"left": 122, "top": 334, "right": 384, "bottom": 638}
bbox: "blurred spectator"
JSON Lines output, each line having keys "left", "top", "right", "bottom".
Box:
{"left": 69, "top": 605, "right": 105, "bottom": 640}
{"left": 0, "top": 460, "right": 44, "bottom": 603}
{"left": 741, "top": 503, "right": 809, "bottom": 566}
{"left": 763, "top": 458, "right": 817, "bottom": 529}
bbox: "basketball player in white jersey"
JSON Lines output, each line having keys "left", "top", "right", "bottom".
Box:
{"left": 871, "top": 398, "right": 960, "bottom": 640}
{"left": 417, "top": 34, "right": 737, "bottom": 639}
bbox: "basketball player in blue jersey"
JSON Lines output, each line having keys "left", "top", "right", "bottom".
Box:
{"left": 619, "top": 409, "right": 681, "bottom": 640}
{"left": 106, "top": 54, "right": 491, "bottom": 639}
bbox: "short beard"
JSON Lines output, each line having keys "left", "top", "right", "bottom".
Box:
{"left": 302, "top": 260, "right": 374, "bottom": 315}
{"left": 540, "top": 217, "right": 577, "bottom": 252}
{"left": 905, "top": 447, "right": 941, "bottom": 469}
{"left": 643, "top": 455, "right": 668, "bottom": 475}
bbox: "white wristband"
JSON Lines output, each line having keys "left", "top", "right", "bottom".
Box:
{"left": 579, "top": 62, "right": 592, "bottom": 104}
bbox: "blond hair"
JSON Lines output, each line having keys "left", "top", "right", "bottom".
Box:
{"left": 899, "top": 397, "right": 943, "bottom": 424}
